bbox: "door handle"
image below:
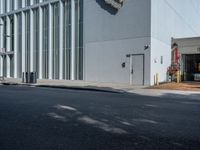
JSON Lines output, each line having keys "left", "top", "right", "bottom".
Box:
{"left": 131, "top": 69, "right": 134, "bottom": 74}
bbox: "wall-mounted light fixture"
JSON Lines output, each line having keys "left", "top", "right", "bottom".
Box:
{"left": 144, "top": 45, "right": 150, "bottom": 50}
{"left": 126, "top": 54, "right": 131, "bottom": 58}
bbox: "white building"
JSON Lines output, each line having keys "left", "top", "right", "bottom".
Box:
{"left": 0, "top": 0, "right": 200, "bottom": 85}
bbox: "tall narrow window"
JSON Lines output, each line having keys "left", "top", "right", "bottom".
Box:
{"left": 10, "top": 15, "right": 14, "bottom": 52}
{"left": 33, "top": 8, "right": 39, "bottom": 77}
{"left": 10, "top": 0, "right": 15, "bottom": 11}
{"left": 34, "top": 0, "right": 39, "bottom": 5}
{"left": 17, "top": 13, "right": 22, "bottom": 77}
{"left": 63, "top": 0, "right": 83, "bottom": 80}
{"left": 52, "top": 2, "right": 59, "bottom": 79}
{"left": 42, "top": 6, "right": 49, "bottom": 79}
{"left": 1, "top": 17, "right": 7, "bottom": 77}
{"left": 3, "top": 54, "right": 6, "bottom": 77}
{"left": 2, "top": 17, "right": 7, "bottom": 52}
{"left": 63, "top": 0, "right": 71, "bottom": 80}
{"left": 24, "top": 11, "right": 30, "bottom": 73}
{"left": 9, "top": 15, "right": 14, "bottom": 77}
{"left": 18, "top": 0, "right": 22, "bottom": 9}
{"left": 75, "top": 0, "right": 83, "bottom": 80}
{"left": 25, "top": 0, "right": 30, "bottom": 6}
{"left": 3, "top": 0, "right": 7, "bottom": 13}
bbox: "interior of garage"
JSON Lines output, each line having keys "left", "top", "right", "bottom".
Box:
{"left": 182, "top": 54, "right": 200, "bottom": 81}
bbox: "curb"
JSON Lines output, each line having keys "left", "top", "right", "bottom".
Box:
{"left": 37, "top": 85, "right": 125, "bottom": 93}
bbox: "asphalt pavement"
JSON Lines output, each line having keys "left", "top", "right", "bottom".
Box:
{"left": 0, "top": 85, "right": 199, "bottom": 150}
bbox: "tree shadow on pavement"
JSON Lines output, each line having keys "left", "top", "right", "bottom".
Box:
{"left": 0, "top": 86, "right": 200, "bottom": 150}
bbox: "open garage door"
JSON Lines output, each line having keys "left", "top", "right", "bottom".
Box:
{"left": 182, "top": 54, "right": 200, "bottom": 81}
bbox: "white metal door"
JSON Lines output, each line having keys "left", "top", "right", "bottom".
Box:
{"left": 130, "top": 55, "right": 144, "bottom": 85}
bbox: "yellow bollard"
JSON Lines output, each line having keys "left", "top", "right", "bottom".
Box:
{"left": 176, "top": 71, "right": 180, "bottom": 83}
{"left": 156, "top": 73, "right": 159, "bottom": 86}
{"left": 179, "top": 71, "right": 182, "bottom": 82}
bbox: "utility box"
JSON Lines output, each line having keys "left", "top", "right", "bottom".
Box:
{"left": 30, "top": 72, "right": 37, "bottom": 83}
{"left": 22, "top": 72, "right": 37, "bottom": 83}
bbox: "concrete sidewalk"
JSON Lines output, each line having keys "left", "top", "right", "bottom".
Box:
{"left": 131, "top": 89, "right": 200, "bottom": 100}
{"left": 1, "top": 78, "right": 200, "bottom": 100}
{"left": 0, "top": 78, "right": 145, "bottom": 93}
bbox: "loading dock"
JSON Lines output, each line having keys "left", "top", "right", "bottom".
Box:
{"left": 182, "top": 54, "right": 200, "bottom": 81}
{"left": 172, "top": 37, "right": 200, "bottom": 82}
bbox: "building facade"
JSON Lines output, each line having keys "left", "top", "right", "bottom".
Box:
{"left": 0, "top": 0, "right": 200, "bottom": 85}
{"left": 0, "top": 0, "right": 83, "bottom": 81}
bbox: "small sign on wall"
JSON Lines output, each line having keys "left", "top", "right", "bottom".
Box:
{"left": 161, "top": 56, "right": 163, "bottom": 64}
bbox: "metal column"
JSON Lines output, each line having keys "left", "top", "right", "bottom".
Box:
{"left": 22, "top": 0, "right": 25, "bottom": 8}
{"left": 30, "top": 0, "right": 34, "bottom": 5}
{"left": 6, "top": 16, "right": 10, "bottom": 77}
{"left": 70, "top": 0, "right": 76, "bottom": 80}
{"left": 59, "top": 0, "right": 64, "bottom": 80}
{"left": 38, "top": 7, "right": 43, "bottom": 79}
{"left": 21, "top": 12, "right": 25, "bottom": 74}
{"left": 30, "top": 9, "right": 34, "bottom": 72}
{"left": 48, "top": 3, "right": 53, "bottom": 79}
{"left": 14, "top": 0, "right": 18, "bottom": 10}
{"left": 14, "top": 14, "right": 18, "bottom": 78}
{"left": 6, "top": 0, "right": 10, "bottom": 13}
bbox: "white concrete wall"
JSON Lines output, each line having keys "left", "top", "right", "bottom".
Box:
{"left": 151, "top": 0, "right": 200, "bottom": 85}
{"left": 150, "top": 38, "right": 171, "bottom": 84}
{"left": 85, "top": 37, "right": 151, "bottom": 84}
{"left": 84, "top": 0, "right": 151, "bottom": 85}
